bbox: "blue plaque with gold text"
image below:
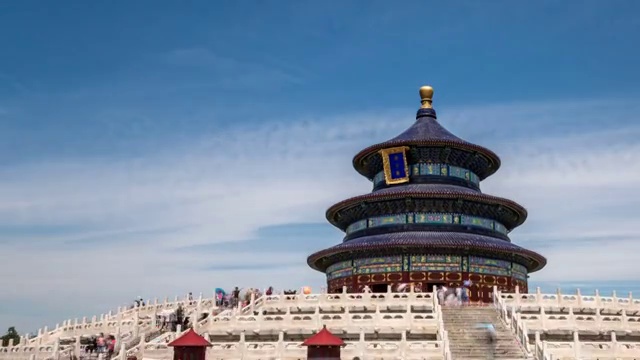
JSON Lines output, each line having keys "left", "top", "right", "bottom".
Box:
{"left": 379, "top": 146, "right": 410, "bottom": 185}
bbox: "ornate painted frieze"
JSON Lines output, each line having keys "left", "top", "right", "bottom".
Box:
{"left": 327, "top": 260, "right": 352, "bottom": 273}
{"left": 354, "top": 256, "right": 402, "bottom": 274}
{"left": 469, "top": 256, "right": 511, "bottom": 276}
{"left": 372, "top": 162, "right": 480, "bottom": 188}
{"left": 512, "top": 263, "right": 528, "bottom": 281}
{"left": 368, "top": 214, "right": 406, "bottom": 227}
{"left": 327, "top": 260, "right": 354, "bottom": 280}
{"left": 325, "top": 255, "right": 527, "bottom": 284}
{"left": 346, "top": 212, "right": 509, "bottom": 236}
{"left": 409, "top": 254, "right": 462, "bottom": 272}
{"left": 461, "top": 215, "right": 494, "bottom": 230}
{"left": 327, "top": 267, "right": 353, "bottom": 280}
{"left": 345, "top": 219, "right": 367, "bottom": 234}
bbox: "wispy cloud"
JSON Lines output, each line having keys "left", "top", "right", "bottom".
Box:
{"left": 162, "top": 47, "right": 303, "bottom": 88}
{"left": 1, "top": 98, "right": 639, "bottom": 331}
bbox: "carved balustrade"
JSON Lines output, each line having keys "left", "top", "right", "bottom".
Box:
{"left": 499, "top": 287, "right": 640, "bottom": 313}
{"left": 141, "top": 338, "right": 446, "bottom": 360}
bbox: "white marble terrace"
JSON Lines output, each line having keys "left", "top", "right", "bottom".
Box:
{"left": 3, "top": 286, "right": 640, "bottom": 359}
{"left": 495, "top": 286, "right": 640, "bottom": 360}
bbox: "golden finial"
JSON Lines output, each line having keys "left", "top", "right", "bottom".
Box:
{"left": 419, "top": 85, "right": 434, "bottom": 109}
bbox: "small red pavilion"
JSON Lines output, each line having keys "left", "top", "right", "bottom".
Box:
{"left": 302, "top": 325, "right": 345, "bottom": 359}
{"left": 167, "top": 328, "right": 212, "bottom": 360}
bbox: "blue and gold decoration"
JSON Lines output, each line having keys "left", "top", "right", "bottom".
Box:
{"left": 379, "top": 146, "right": 410, "bottom": 185}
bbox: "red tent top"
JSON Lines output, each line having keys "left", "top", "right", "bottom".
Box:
{"left": 168, "top": 329, "right": 212, "bottom": 347}
{"left": 302, "top": 325, "right": 345, "bottom": 347}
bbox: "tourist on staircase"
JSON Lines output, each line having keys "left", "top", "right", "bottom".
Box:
{"left": 475, "top": 322, "right": 497, "bottom": 360}
{"left": 106, "top": 335, "right": 115, "bottom": 360}
{"left": 461, "top": 280, "right": 472, "bottom": 305}
{"left": 231, "top": 287, "right": 240, "bottom": 307}
{"left": 96, "top": 333, "right": 106, "bottom": 355}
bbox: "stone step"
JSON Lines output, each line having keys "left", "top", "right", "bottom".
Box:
{"left": 442, "top": 307, "right": 528, "bottom": 360}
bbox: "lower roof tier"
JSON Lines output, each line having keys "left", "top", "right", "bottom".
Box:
{"left": 307, "top": 231, "right": 546, "bottom": 273}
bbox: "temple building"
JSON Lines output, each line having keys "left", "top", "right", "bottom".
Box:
{"left": 307, "top": 86, "right": 546, "bottom": 301}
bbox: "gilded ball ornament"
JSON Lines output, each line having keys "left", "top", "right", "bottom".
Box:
{"left": 419, "top": 85, "right": 434, "bottom": 99}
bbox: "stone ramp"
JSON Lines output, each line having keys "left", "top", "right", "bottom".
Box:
{"left": 442, "top": 306, "right": 530, "bottom": 360}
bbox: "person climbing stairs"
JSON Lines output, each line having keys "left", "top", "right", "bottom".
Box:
{"left": 441, "top": 306, "right": 532, "bottom": 359}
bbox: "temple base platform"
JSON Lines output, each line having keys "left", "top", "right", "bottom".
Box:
{"left": 327, "top": 271, "right": 528, "bottom": 302}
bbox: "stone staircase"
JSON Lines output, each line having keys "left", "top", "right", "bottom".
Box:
{"left": 442, "top": 306, "right": 531, "bottom": 360}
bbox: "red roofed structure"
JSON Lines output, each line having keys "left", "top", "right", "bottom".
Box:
{"left": 302, "top": 325, "right": 345, "bottom": 359}
{"left": 168, "top": 328, "right": 211, "bottom": 360}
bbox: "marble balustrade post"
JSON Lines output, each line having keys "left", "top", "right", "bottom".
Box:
{"left": 576, "top": 288, "right": 582, "bottom": 307}
{"left": 139, "top": 332, "right": 146, "bottom": 359}
{"left": 74, "top": 335, "right": 81, "bottom": 359}
{"left": 52, "top": 339, "right": 60, "bottom": 359}
{"left": 358, "top": 329, "right": 365, "bottom": 358}
{"left": 118, "top": 342, "right": 126, "bottom": 360}
{"left": 115, "top": 326, "right": 121, "bottom": 345}
{"left": 133, "top": 311, "right": 140, "bottom": 338}
{"left": 239, "top": 331, "right": 246, "bottom": 359}
{"left": 276, "top": 331, "right": 284, "bottom": 358}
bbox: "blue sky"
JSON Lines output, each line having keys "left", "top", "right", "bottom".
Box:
{"left": 1, "top": 1, "right": 640, "bottom": 332}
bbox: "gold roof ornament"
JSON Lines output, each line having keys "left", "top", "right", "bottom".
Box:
{"left": 419, "top": 85, "right": 434, "bottom": 109}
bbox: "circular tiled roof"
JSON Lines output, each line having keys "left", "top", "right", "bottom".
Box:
{"left": 307, "top": 231, "right": 546, "bottom": 273}
{"left": 353, "top": 111, "right": 501, "bottom": 179}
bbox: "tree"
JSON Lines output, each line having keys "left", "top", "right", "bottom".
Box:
{"left": 1, "top": 327, "right": 20, "bottom": 347}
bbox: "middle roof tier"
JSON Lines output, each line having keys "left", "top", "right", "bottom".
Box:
{"left": 326, "top": 183, "right": 527, "bottom": 232}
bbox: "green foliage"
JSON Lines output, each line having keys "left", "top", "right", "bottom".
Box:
{"left": 1, "top": 327, "right": 20, "bottom": 347}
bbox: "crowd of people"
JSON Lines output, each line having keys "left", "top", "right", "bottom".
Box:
{"left": 84, "top": 333, "right": 116, "bottom": 359}
{"left": 436, "top": 280, "right": 473, "bottom": 306}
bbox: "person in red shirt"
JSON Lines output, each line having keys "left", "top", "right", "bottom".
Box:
{"left": 107, "top": 335, "right": 116, "bottom": 359}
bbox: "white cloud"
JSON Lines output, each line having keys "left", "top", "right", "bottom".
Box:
{"left": 1, "top": 99, "right": 639, "bottom": 332}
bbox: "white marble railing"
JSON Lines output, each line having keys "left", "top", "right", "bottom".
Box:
{"left": 433, "top": 299, "right": 452, "bottom": 360}
{"left": 258, "top": 290, "right": 436, "bottom": 309}
{"left": 23, "top": 292, "right": 223, "bottom": 347}
{"left": 0, "top": 344, "right": 56, "bottom": 360}
{"left": 499, "top": 287, "right": 640, "bottom": 312}
{"left": 20, "top": 288, "right": 437, "bottom": 347}
{"left": 519, "top": 308, "right": 640, "bottom": 333}
{"left": 535, "top": 335, "right": 640, "bottom": 359}
{"left": 127, "top": 307, "right": 237, "bottom": 358}
{"left": 495, "top": 286, "right": 640, "bottom": 360}
{"left": 206, "top": 309, "right": 439, "bottom": 334}
{"left": 493, "top": 287, "right": 532, "bottom": 356}
{"left": 141, "top": 338, "right": 446, "bottom": 360}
